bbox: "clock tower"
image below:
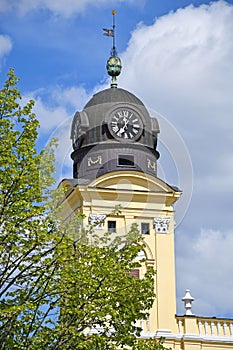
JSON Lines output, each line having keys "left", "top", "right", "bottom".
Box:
{"left": 61, "top": 14, "right": 181, "bottom": 345}
{"left": 70, "top": 69, "right": 160, "bottom": 182}
{"left": 59, "top": 12, "right": 233, "bottom": 349}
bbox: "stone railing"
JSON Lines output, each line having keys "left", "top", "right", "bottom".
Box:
{"left": 176, "top": 315, "right": 233, "bottom": 340}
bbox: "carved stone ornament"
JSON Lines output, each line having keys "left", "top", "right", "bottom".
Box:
{"left": 89, "top": 214, "right": 106, "bottom": 229}
{"left": 147, "top": 158, "right": 156, "bottom": 172}
{"left": 87, "top": 155, "right": 102, "bottom": 167}
{"left": 154, "top": 217, "right": 170, "bottom": 233}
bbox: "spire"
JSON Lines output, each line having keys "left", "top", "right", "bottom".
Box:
{"left": 103, "top": 10, "right": 122, "bottom": 88}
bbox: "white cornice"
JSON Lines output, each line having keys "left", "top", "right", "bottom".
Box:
{"left": 140, "top": 329, "right": 233, "bottom": 343}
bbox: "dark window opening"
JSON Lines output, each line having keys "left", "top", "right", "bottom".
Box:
{"left": 118, "top": 154, "right": 134, "bottom": 167}
{"left": 141, "top": 223, "right": 150, "bottom": 235}
{"left": 108, "top": 220, "right": 116, "bottom": 232}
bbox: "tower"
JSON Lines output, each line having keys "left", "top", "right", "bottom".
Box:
{"left": 59, "top": 12, "right": 233, "bottom": 349}
{"left": 60, "top": 12, "right": 181, "bottom": 341}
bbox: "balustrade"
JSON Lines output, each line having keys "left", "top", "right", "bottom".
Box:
{"left": 176, "top": 316, "right": 233, "bottom": 338}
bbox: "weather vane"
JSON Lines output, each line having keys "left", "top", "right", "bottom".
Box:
{"left": 103, "top": 10, "right": 122, "bottom": 88}
{"left": 103, "top": 9, "right": 117, "bottom": 57}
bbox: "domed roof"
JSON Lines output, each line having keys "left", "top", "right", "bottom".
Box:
{"left": 84, "top": 87, "right": 144, "bottom": 109}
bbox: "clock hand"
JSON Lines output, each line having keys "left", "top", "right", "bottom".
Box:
{"left": 118, "top": 117, "right": 129, "bottom": 134}
{"left": 123, "top": 117, "right": 130, "bottom": 126}
{"left": 119, "top": 127, "right": 125, "bottom": 134}
{"left": 122, "top": 118, "right": 130, "bottom": 131}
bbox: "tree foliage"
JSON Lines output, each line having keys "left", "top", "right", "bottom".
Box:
{"left": 0, "top": 69, "right": 169, "bottom": 350}
{"left": 0, "top": 68, "right": 57, "bottom": 349}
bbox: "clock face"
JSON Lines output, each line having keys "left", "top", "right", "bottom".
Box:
{"left": 108, "top": 108, "right": 143, "bottom": 140}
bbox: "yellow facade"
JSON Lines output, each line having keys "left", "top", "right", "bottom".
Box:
{"left": 60, "top": 169, "right": 233, "bottom": 350}
{"left": 64, "top": 41, "right": 233, "bottom": 348}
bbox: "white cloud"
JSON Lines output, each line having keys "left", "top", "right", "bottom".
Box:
{"left": 120, "top": 1, "right": 233, "bottom": 122}
{"left": 0, "top": 35, "right": 12, "bottom": 60}
{"left": 21, "top": 94, "right": 69, "bottom": 133}
{"left": 29, "top": 95, "right": 73, "bottom": 180}
{"left": 119, "top": 0, "right": 233, "bottom": 228}
{"left": 51, "top": 86, "right": 92, "bottom": 111}
{"left": 0, "top": 0, "right": 144, "bottom": 17}
{"left": 176, "top": 228, "right": 233, "bottom": 317}
{"left": 21, "top": 85, "right": 93, "bottom": 182}
{"left": 22, "top": 85, "right": 91, "bottom": 133}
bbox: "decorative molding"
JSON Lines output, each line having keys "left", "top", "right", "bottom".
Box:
{"left": 147, "top": 158, "right": 156, "bottom": 172}
{"left": 87, "top": 155, "right": 102, "bottom": 167}
{"left": 140, "top": 330, "right": 233, "bottom": 343}
{"left": 89, "top": 214, "right": 106, "bottom": 229}
{"left": 154, "top": 217, "right": 170, "bottom": 233}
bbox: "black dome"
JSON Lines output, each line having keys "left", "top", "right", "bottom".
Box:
{"left": 71, "top": 85, "right": 160, "bottom": 182}
{"left": 84, "top": 87, "right": 144, "bottom": 108}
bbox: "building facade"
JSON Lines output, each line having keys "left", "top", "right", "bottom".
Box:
{"left": 59, "top": 46, "right": 233, "bottom": 350}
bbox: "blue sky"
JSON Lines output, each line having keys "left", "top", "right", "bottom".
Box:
{"left": 1, "top": 0, "right": 233, "bottom": 318}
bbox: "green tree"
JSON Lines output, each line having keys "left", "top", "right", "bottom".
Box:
{"left": 0, "top": 68, "right": 58, "bottom": 349}
{"left": 0, "top": 69, "right": 169, "bottom": 350}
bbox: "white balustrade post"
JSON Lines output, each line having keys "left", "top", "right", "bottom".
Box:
{"left": 230, "top": 323, "right": 233, "bottom": 336}
{"left": 211, "top": 321, "right": 215, "bottom": 336}
{"left": 178, "top": 319, "right": 183, "bottom": 335}
{"left": 223, "top": 322, "right": 227, "bottom": 336}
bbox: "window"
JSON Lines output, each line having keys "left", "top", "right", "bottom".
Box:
{"left": 141, "top": 223, "right": 150, "bottom": 235}
{"left": 108, "top": 220, "right": 116, "bottom": 232}
{"left": 129, "top": 269, "right": 140, "bottom": 278}
{"left": 118, "top": 154, "right": 134, "bottom": 167}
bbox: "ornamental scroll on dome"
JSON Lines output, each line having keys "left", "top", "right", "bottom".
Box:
{"left": 87, "top": 155, "right": 102, "bottom": 167}
{"left": 147, "top": 158, "right": 156, "bottom": 172}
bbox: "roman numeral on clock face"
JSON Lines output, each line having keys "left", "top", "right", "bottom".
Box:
{"left": 112, "top": 125, "right": 118, "bottom": 133}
